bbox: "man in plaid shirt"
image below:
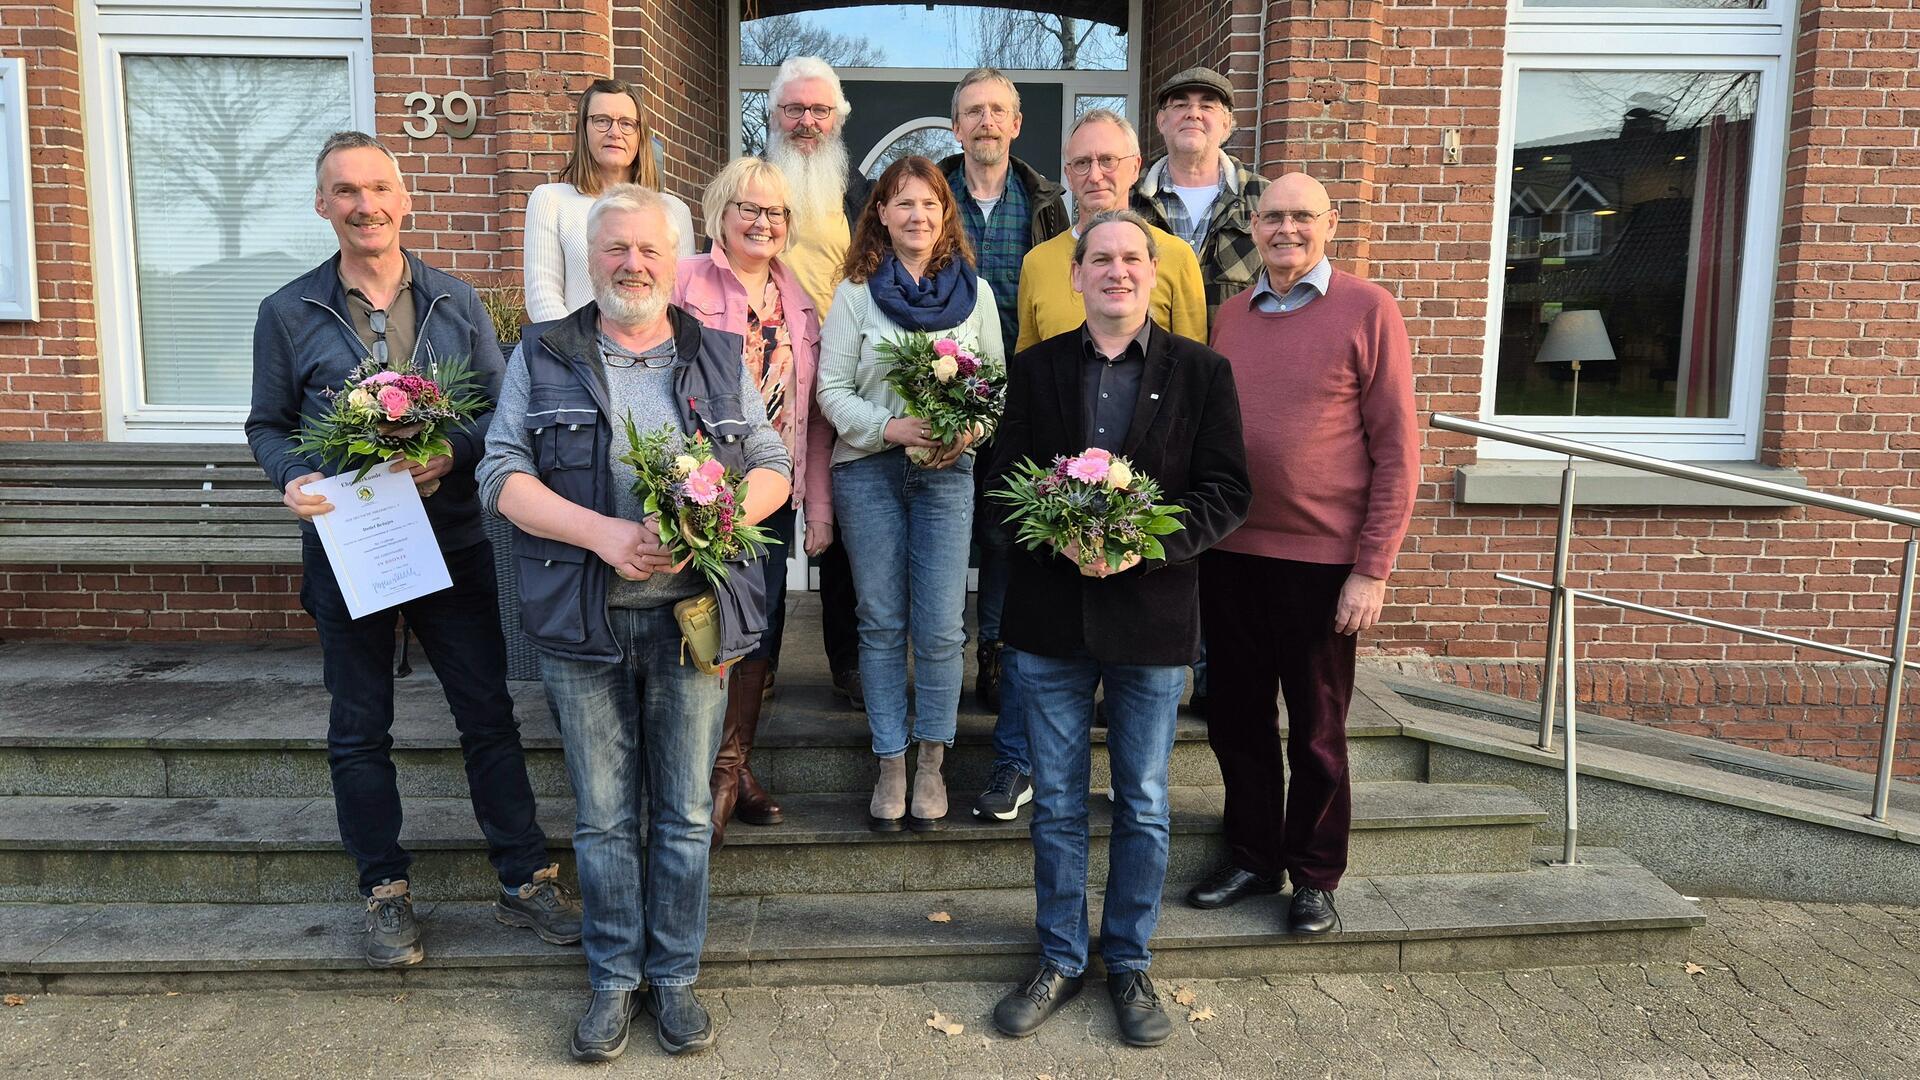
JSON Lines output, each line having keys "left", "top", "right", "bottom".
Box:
{"left": 939, "top": 67, "right": 1069, "bottom": 824}
{"left": 1131, "top": 66, "right": 1268, "bottom": 331}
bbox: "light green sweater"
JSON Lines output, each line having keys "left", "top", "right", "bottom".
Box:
{"left": 814, "top": 276, "right": 1004, "bottom": 465}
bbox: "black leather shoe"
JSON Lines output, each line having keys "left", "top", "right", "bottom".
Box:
{"left": 1106, "top": 970, "right": 1173, "bottom": 1047}
{"left": 1185, "top": 864, "right": 1282, "bottom": 910}
{"left": 644, "top": 985, "right": 716, "bottom": 1054}
{"left": 1289, "top": 886, "right": 1341, "bottom": 935}
{"left": 569, "top": 989, "right": 634, "bottom": 1062}
{"left": 992, "top": 965, "right": 1084, "bottom": 1038}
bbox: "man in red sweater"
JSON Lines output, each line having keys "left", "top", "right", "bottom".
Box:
{"left": 1190, "top": 172, "right": 1419, "bottom": 934}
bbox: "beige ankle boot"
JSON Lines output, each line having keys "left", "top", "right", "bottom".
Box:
{"left": 869, "top": 754, "right": 908, "bottom": 832}
{"left": 908, "top": 740, "right": 948, "bottom": 832}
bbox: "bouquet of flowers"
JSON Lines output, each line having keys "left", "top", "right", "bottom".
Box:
{"left": 291, "top": 354, "right": 487, "bottom": 496}
{"left": 876, "top": 332, "right": 1006, "bottom": 466}
{"left": 619, "top": 417, "right": 778, "bottom": 590}
{"left": 992, "top": 446, "right": 1186, "bottom": 570}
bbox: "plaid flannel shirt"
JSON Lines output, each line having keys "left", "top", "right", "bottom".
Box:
{"left": 950, "top": 162, "right": 1031, "bottom": 362}
{"left": 1133, "top": 151, "right": 1269, "bottom": 331}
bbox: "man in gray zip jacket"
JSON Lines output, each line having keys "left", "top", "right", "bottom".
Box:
{"left": 477, "top": 184, "right": 790, "bottom": 1062}
{"left": 246, "top": 132, "right": 580, "bottom": 970}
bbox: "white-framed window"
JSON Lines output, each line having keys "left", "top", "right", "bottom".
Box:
{"left": 82, "top": 0, "right": 373, "bottom": 440}
{"left": 0, "top": 58, "right": 39, "bottom": 321}
{"left": 1481, "top": 1, "right": 1794, "bottom": 460}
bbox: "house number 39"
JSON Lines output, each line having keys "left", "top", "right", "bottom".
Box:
{"left": 402, "top": 91, "right": 479, "bottom": 140}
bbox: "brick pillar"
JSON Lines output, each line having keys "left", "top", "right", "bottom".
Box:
{"left": 1255, "top": 0, "right": 1384, "bottom": 275}
{"left": 613, "top": 0, "right": 726, "bottom": 218}
{"left": 491, "top": 0, "right": 615, "bottom": 278}
{"left": 0, "top": 0, "right": 101, "bottom": 441}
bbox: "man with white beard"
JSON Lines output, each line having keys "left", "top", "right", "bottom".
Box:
{"left": 761, "top": 54, "right": 869, "bottom": 710}
{"left": 764, "top": 55, "right": 871, "bottom": 317}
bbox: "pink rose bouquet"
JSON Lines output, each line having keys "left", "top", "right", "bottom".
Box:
{"left": 992, "top": 446, "right": 1186, "bottom": 569}
{"left": 876, "top": 331, "right": 1006, "bottom": 466}
{"left": 292, "top": 354, "right": 487, "bottom": 495}
{"left": 619, "top": 417, "right": 778, "bottom": 588}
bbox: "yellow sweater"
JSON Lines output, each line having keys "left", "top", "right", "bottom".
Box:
{"left": 783, "top": 212, "right": 852, "bottom": 316}
{"left": 1014, "top": 224, "right": 1207, "bottom": 352}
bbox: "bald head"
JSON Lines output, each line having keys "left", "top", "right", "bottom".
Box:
{"left": 1254, "top": 172, "right": 1338, "bottom": 290}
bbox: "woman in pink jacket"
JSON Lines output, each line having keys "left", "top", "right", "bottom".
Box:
{"left": 672, "top": 156, "right": 833, "bottom": 848}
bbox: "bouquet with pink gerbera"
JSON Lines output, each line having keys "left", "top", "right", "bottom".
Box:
{"left": 292, "top": 354, "right": 487, "bottom": 495}
{"left": 992, "top": 446, "right": 1186, "bottom": 570}
{"left": 619, "top": 417, "right": 778, "bottom": 589}
{"left": 877, "top": 332, "right": 1006, "bottom": 466}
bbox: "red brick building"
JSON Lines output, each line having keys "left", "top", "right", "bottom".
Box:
{"left": 3, "top": 0, "right": 1917, "bottom": 774}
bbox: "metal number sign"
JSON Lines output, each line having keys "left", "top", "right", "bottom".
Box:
{"left": 401, "top": 91, "right": 479, "bottom": 140}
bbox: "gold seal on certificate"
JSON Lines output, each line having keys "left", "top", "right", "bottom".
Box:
{"left": 309, "top": 464, "right": 454, "bottom": 619}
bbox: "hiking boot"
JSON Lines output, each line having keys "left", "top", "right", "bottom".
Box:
{"left": 644, "top": 985, "right": 716, "bottom": 1054}
{"left": 495, "top": 864, "right": 583, "bottom": 945}
{"left": 970, "top": 762, "right": 1033, "bottom": 821}
{"left": 364, "top": 879, "right": 424, "bottom": 968}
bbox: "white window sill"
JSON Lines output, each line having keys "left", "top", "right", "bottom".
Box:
{"left": 1454, "top": 461, "right": 1809, "bottom": 507}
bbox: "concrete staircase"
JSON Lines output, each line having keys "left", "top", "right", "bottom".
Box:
{"left": 0, "top": 605, "right": 1703, "bottom": 992}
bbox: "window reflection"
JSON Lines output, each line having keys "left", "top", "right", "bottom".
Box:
{"left": 1496, "top": 70, "right": 1757, "bottom": 420}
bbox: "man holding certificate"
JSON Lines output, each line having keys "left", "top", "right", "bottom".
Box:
{"left": 247, "top": 131, "right": 581, "bottom": 969}
{"left": 478, "top": 184, "right": 792, "bottom": 1061}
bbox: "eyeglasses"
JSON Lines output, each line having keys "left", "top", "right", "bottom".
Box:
{"left": 368, "top": 308, "right": 389, "bottom": 364}
{"left": 778, "top": 103, "right": 835, "bottom": 121}
{"left": 1064, "top": 153, "right": 1138, "bottom": 177}
{"left": 731, "top": 201, "right": 790, "bottom": 225}
{"left": 587, "top": 114, "right": 639, "bottom": 135}
{"left": 1254, "top": 208, "right": 1334, "bottom": 228}
{"left": 601, "top": 342, "right": 676, "bottom": 370}
{"left": 959, "top": 104, "right": 1013, "bottom": 123}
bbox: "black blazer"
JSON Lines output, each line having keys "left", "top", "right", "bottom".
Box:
{"left": 986, "top": 322, "right": 1251, "bottom": 667}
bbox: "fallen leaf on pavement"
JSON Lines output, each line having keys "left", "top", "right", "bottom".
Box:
{"left": 926, "top": 1011, "right": 964, "bottom": 1036}
{"left": 1037, "top": 1074, "right": 1055, "bottom": 1080}
{"left": 1172, "top": 985, "right": 1197, "bottom": 1006}
{"left": 1383, "top": 984, "right": 1396, "bottom": 993}
{"left": 926, "top": 911, "right": 952, "bottom": 923}
{"left": 3, "top": 995, "right": 26, "bottom": 1007}
{"left": 1684, "top": 962, "right": 1706, "bottom": 976}
{"left": 164, "top": 992, "right": 181, "bottom": 998}
{"left": 1187, "top": 1005, "right": 1216, "bottom": 1023}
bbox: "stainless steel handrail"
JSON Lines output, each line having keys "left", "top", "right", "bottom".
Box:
{"left": 1431, "top": 414, "right": 1915, "bottom": 847}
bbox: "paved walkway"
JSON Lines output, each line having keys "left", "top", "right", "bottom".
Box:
{"left": 6, "top": 898, "right": 1918, "bottom": 1079}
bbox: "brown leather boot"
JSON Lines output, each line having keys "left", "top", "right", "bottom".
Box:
{"left": 709, "top": 660, "right": 770, "bottom": 850}
{"left": 730, "top": 661, "right": 783, "bottom": 826}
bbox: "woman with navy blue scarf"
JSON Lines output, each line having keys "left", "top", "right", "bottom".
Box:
{"left": 814, "top": 155, "right": 1004, "bottom": 833}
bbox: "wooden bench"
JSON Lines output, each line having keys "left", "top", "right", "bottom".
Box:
{"left": 0, "top": 442, "right": 300, "bottom": 565}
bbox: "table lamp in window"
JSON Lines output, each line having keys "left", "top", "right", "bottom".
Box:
{"left": 1535, "top": 309, "right": 1615, "bottom": 416}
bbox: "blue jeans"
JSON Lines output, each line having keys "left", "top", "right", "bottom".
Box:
{"left": 300, "top": 536, "right": 548, "bottom": 895}
{"left": 831, "top": 447, "right": 973, "bottom": 757}
{"left": 1009, "top": 646, "right": 1184, "bottom": 977}
{"left": 539, "top": 605, "right": 727, "bottom": 991}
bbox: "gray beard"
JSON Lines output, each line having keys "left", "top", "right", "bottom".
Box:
{"left": 593, "top": 277, "right": 670, "bottom": 330}
{"left": 769, "top": 131, "right": 851, "bottom": 228}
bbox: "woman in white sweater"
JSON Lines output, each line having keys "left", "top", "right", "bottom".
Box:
{"left": 814, "top": 156, "right": 1003, "bottom": 835}
{"left": 523, "top": 78, "right": 696, "bottom": 322}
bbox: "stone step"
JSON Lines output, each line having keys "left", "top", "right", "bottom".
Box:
{"left": 0, "top": 677, "right": 1426, "bottom": 799}
{"left": 0, "top": 783, "right": 1545, "bottom": 903}
{"left": 0, "top": 853, "right": 1705, "bottom": 993}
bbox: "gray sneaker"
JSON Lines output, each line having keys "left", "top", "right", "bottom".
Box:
{"left": 364, "top": 879, "right": 424, "bottom": 968}
{"left": 495, "top": 864, "right": 583, "bottom": 945}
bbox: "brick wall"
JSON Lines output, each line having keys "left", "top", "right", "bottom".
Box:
{"left": 0, "top": 0, "right": 100, "bottom": 442}
{"left": 613, "top": 0, "right": 726, "bottom": 226}
{"left": 1401, "top": 658, "right": 1920, "bottom": 778}
{"left": 0, "top": 565, "right": 309, "bottom": 641}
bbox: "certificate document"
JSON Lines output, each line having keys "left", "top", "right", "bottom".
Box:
{"left": 310, "top": 464, "right": 453, "bottom": 619}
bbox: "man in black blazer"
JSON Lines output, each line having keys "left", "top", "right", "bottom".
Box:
{"left": 986, "top": 209, "right": 1251, "bottom": 1047}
